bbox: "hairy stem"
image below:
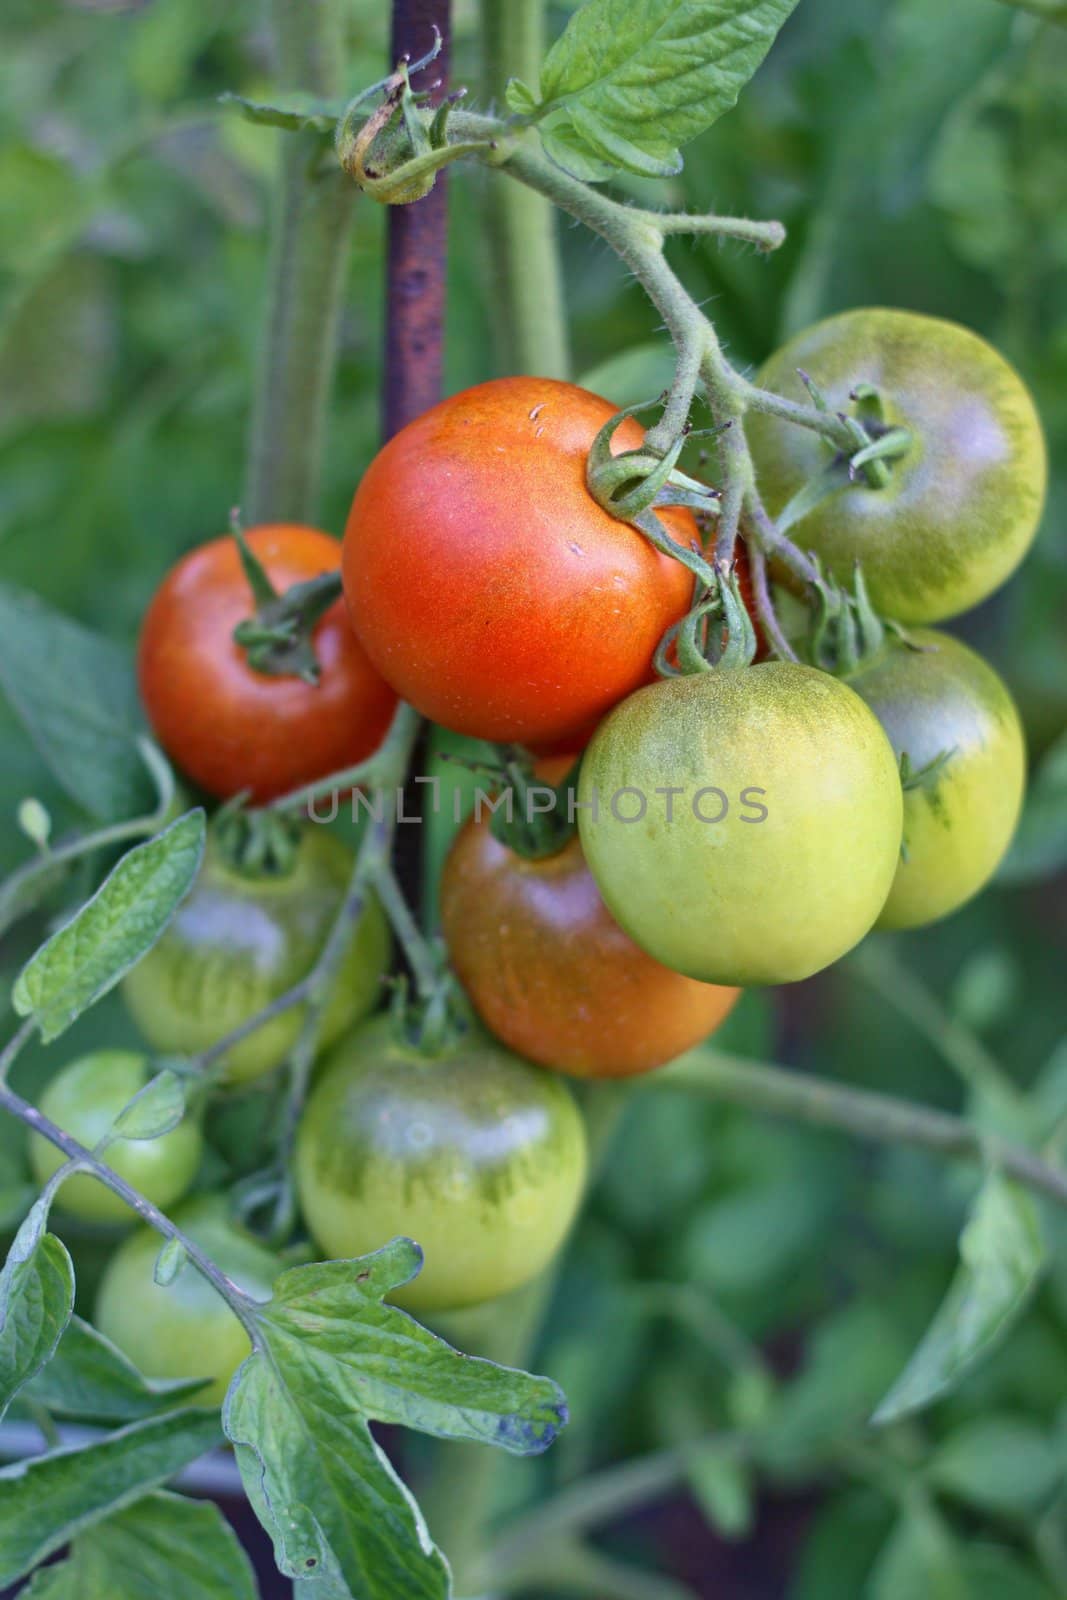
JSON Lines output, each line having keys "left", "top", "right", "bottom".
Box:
{"left": 480, "top": 0, "right": 569, "bottom": 377}
{"left": 243, "top": 0, "right": 355, "bottom": 523}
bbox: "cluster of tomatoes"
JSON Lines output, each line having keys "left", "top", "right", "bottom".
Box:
{"left": 33, "top": 308, "right": 1045, "bottom": 1400}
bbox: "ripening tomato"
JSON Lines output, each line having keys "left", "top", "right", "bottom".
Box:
{"left": 121, "top": 824, "right": 390, "bottom": 1084}
{"left": 578, "top": 664, "right": 903, "bottom": 986}
{"left": 28, "top": 1052, "right": 202, "bottom": 1225}
{"left": 342, "top": 378, "right": 697, "bottom": 746}
{"left": 747, "top": 310, "right": 1047, "bottom": 623}
{"left": 95, "top": 1197, "right": 280, "bottom": 1405}
{"left": 294, "top": 1016, "right": 588, "bottom": 1312}
{"left": 139, "top": 525, "right": 397, "bottom": 804}
{"left": 848, "top": 631, "right": 1026, "bottom": 929}
{"left": 441, "top": 813, "right": 739, "bottom": 1077}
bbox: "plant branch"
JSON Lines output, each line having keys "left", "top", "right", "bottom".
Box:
{"left": 266, "top": 698, "right": 421, "bottom": 812}
{"left": 662, "top": 1049, "right": 1067, "bottom": 1208}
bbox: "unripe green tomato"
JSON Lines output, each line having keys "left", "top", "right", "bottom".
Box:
{"left": 294, "top": 1016, "right": 588, "bottom": 1313}
{"left": 121, "top": 825, "right": 390, "bottom": 1084}
{"left": 848, "top": 631, "right": 1026, "bottom": 929}
{"left": 94, "top": 1196, "right": 280, "bottom": 1406}
{"left": 28, "top": 1051, "right": 201, "bottom": 1225}
{"left": 747, "top": 309, "right": 1047, "bottom": 624}
{"left": 577, "top": 663, "right": 903, "bottom": 986}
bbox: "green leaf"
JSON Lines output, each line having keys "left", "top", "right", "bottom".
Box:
{"left": 0, "top": 1408, "right": 222, "bottom": 1588}
{"left": 998, "top": 729, "right": 1067, "bottom": 885}
{"left": 22, "top": 1315, "right": 205, "bottom": 1423}
{"left": 224, "top": 1240, "right": 567, "bottom": 1598}
{"left": 686, "top": 1442, "right": 753, "bottom": 1538}
{"left": 532, "top": 0, "right": 801, "bottom": 181}
{"left": 993, "top": 0, "right": 1067, "bottom": 19}
{"left": 13, "top": 811, "right": 205, "bottom": 1042}
{"left": 154, "top": 1237, "right": 188, "bottom": 1289}
{"left": 927, "top": 1415, "right": 1061, "bottom": 1515}
{"left": 112, "top": 1070, "right": 186, "bottom": 1142}
{"left": 0, "top": 1196, "right": 75, "bottom": 1421}
{"left": 220, "top": 92, "right": 338, "bottom": 135}
{"left": 504, "top": 77, "right": 540, "bottom": 117}
{"left": 872, "top": 1174, "right": 1045, "bottom": 1425}
{"left": 21, "top": 1491, "right": 258, "bottom": 1600}
{"left": 0, "top": 584, "right": 153, "bottom": 823}
{"left": 868, "top": 1504, "right": 967, "bottom": 1600}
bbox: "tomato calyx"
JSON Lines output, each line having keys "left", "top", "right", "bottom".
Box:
{"left": 654, "top": 561, "right": 757, "bottom": 677}
{"left": 229, "top": 517, "right": 342, "bottom": 685}
{"left": 213, "top": 803, "right": 303, "bottom": 878}
{"left": 807, "top": 557, "right": 901, "bottom": 676}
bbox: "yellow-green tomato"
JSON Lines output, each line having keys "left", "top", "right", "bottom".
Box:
{"left": 747, "top": 309, "right": 1047, "bottom": 623}
{"left": 294, "top": 1017, "right": 588, "bottom": 1313}
{"left": 848, "top": 631, "right": 1026, "bottom": 929}
{"left": 577, "top": 663, "right": 903, "bottom": 986}
{"left": 121, "top": 825, "right": 390, "bottom": 1084}
{"left": 94, "top": 1196, "right": 279, "bottom": 1405}
{"left": 29, "top": 1052, "right": 201, "bottom": 1225}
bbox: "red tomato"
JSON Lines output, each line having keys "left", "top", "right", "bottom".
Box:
{"left": 441, "top": 809, "right": 740, "bottom": 1078}
{"left": 342, "top": 378, "right": 697, "bottom": 746}
{"left": 139, "top": 525, "right": 397, "bottom": 804}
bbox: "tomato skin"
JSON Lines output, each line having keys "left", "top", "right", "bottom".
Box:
{"left": 747, "top": 310, "right": 1047, "bottom": 624}
{"left": 121, "top": 826, "right": 390, "bottom": 1084}
{"left": 343, "top": 378, "right": 696, "bottom": 746}
{"left": 94, "top": 1197, "right": 280, "bottom": 1406}
{"left": 294, "top": 1016, "right": 587, "bottom": 1312}
{"left": 578, "top": 663, "right": 903, "bottom": 986}
{"left": 28, "top": 1052, "right": 202, "bottom": 1225}
{"left": 848, "top": 631, "right": 1026, "bottom": 930}
{"left": 441, "top": 816, "right": 739, "bottom": 1077}
{"left": 139, "top": 525, "right": 397, "bottom": 805}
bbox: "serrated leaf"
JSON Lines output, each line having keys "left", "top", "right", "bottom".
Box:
{"left": 0, "top": 1408, "right": 221, "bottom": 1588}
{"left": 0, "top": 1196, "right": 74, "bottom": 1421}
{"left": 13, "top": 811, "right": 205, "bottom": 1042}
{"left": 533, "top": 0, "right": 801, "bottom": 181}
{"left": 21, "top": 1490, "right": 258, "bottom": 1600}
{"left": 224, "top": 1239, "right": 568, "bottom": 1599}
{"left": 112, "top": 1070, "right": 186, "bottom": 1142}
{"left": 220, "top": 92, "right": 338, "bottom": 135}
{"left": 0, "top": 584, "right": 153, "bottom": 823}
{"left": 872, "top": 1174, "right": 1044, "bottom": 1425}
{"left": 22, "top": 1315, "right": 204, "bottom": 1423}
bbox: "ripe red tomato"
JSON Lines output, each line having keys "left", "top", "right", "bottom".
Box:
{"left": 342, "top": 378, "right": 697, "bottom": 746}
{"left": 441, "top": 813, "right": 739, "bottom": 1078}
{"left": 139, "top": 525, "right": 397, "bottom": 804}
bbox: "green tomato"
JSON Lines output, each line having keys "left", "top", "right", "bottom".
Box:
{"left": 848, "top": 630, "right": 1026, "bottom": 929}
{"left": 28, "top": 1051, "right": 201, "bottom": 1225}
{"left": 121, "top": 824, "right": 390, "bottom": 1084}
{"left": 294, "top": 1016, "right": 588, "bottom": 1313}
{"left": 94, "top": 1196, "right": 279, "bottom": 1406}
{"left": 577, "top": 663, "right": 903, "bottom": 986}
{"left": 747, "top": 309, "right": 1047, "bottom": 623}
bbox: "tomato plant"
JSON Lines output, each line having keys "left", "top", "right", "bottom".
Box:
{"left": 121, "top": 822, "right": 390, "bottom": 1084}
{"left": 294, "top": 1015, "right": 588, "bottom": 1311}
{"left": 578, "top": 664, "right": 904, "bottom": 985}
{"left": 848, "top": 631, "right": 1027, "bottom": 930}
{"left": 441, "top": 812, "right": 739, "bottom": 1076}
{"left": 139, "top": 524, "right": 397, "bottom": 805}
{"left": 28, "top": 1052, "right": 202, "bottom": 1224}
{"left": 747, "top": 309, "right": 1047, "bottom": 624}
{"left": 95, "top": 1197, "right": 281, "bottom": 1406}
{"left": 342, "top": 377, "right": 696, "bottom": 746}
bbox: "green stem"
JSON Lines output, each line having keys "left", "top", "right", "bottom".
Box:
{"left": 480, "top": 0, "right": 569, "bottom": 378}
{"left": 243, "top": 0, "right": 356, "bottom": 524}
{"left": 267, "top": 700, "right": 421, "bottom": 813}
{"left": 663, "top": 1049, "right": 1067, "bottom": 1208}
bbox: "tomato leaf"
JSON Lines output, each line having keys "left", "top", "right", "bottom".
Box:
{"left": 528, "top": 0, "right": 801, "bottom": 181}
{"left": 224, "top": 1239, "right": 568, "bottom": 1599}
{"left": 220, "top": 91, "right": 339, "bottom": 136}
{"left": 867, "top": 1503, "right": 967, "bottom": 1600}
{"left": 0, "top": 1409, "right": 222, "bottom": 1588}
{"left": 871, "top": 1173, "right": 1045, "bottom": 1425}
{"left": 926, "top": 1414, "right": 1061, "bottom": 1516}
{"left": 21, "top": 1314, "right": 205, "bottom": 1424}
{"left": 112, "top": 1070, "right": 186, "bottom": 1142}
{"left": 20, "top": 1491, "right": 258, "bottom": 1600}
{"left": 12, "top": 811, "right": 205, "bottom": 1042}
{"left": 0, "top": 583, "right": 154, "bottom": 824}
{"left": 0, "top": 1195, "right": 74, "bottom": 1421}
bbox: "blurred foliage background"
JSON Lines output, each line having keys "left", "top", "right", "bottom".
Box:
{"left": 1, "top": 0, "right": 1066, "bottom": 1596}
